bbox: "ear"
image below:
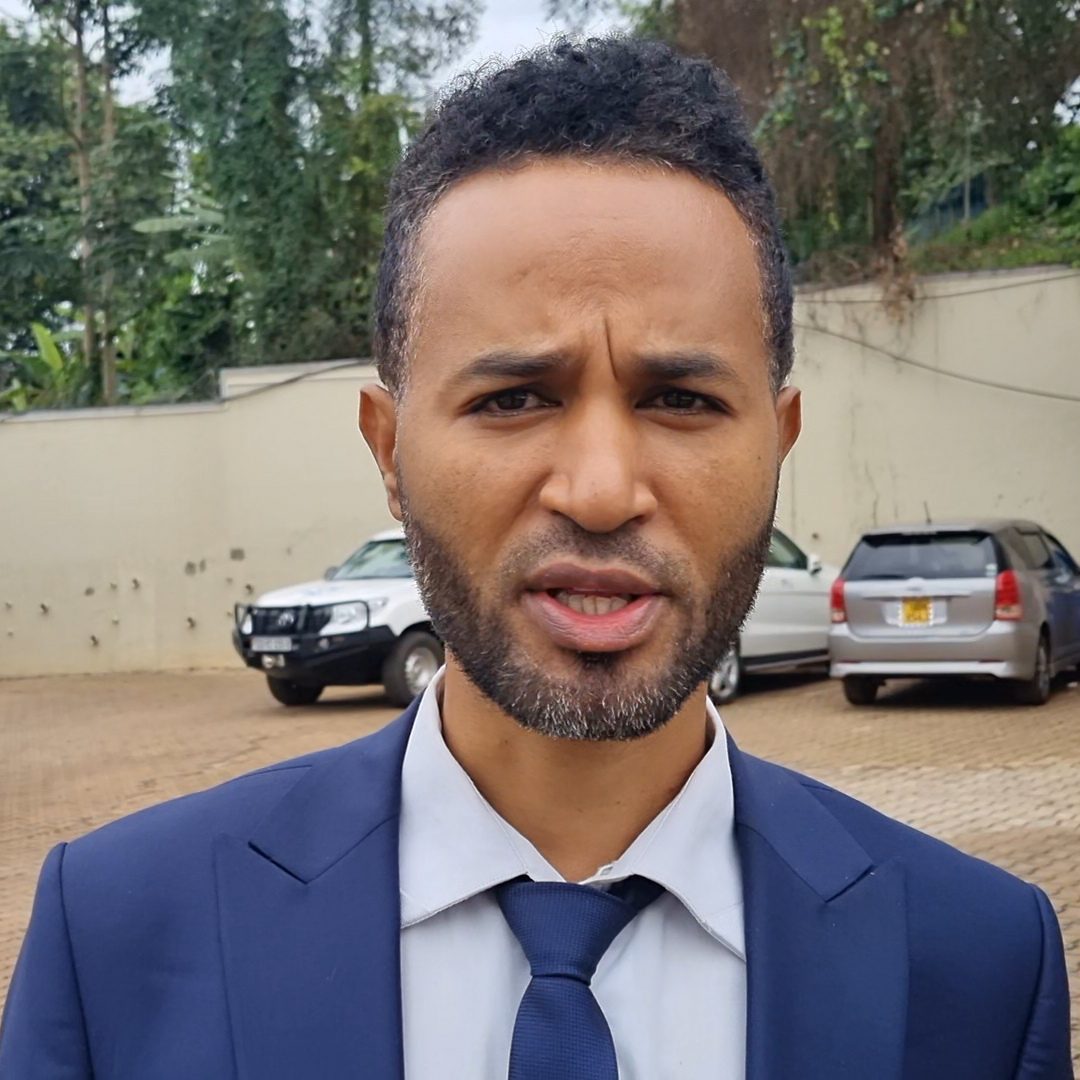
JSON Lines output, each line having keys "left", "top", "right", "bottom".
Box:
{"left": 359, "top": 385, "right": 403, "bottom": 521}
{"left": 775, "top": 385, "right": 802, "bottom": 464}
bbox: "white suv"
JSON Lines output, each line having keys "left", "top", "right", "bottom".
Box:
{"left": 707, "top": 528, "right": 839, "bottom": 703}
{"left": 232, "top": 530, "right": 441, "bottom": 707}
{"left": 234, "top": 526, "right": 835, "bottom": 708}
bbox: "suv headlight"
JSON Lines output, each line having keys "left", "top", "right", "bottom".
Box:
{"left": 317, "top": 598, "right": 388, "bottom": 635}
{"left": 235, "top": 604, "right": 253, "bottom": 635}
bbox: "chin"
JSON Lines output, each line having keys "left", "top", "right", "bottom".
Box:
{"left": 522, "top": 633, "right": 667, "bottom": 681}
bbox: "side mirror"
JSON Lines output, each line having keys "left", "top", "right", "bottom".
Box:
{"left": 324, "top": 566, "right": 338, "bottom": 580}
{"left": 807, "top": 554, "right": 823, "bottom": 576}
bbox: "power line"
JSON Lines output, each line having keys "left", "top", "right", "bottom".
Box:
{"left": 796, "top": 322, "right": 1080, "bottom": 404}
{"left": 219, "top": 359, "right": 373, "bottom": 403}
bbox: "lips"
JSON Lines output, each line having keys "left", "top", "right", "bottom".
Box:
{"left": 525, "top": 561, "right": 661, "bottom": 596}
{"left": 520, "top": 561, "right": 666, "bottom": 653}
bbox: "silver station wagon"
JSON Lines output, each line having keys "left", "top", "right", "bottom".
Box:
{"left": 829, "top": 520, "right": 1080, "bottom": 706}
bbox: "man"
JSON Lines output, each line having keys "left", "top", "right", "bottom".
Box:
{"left": 1, "top": 36, "right": 1072, "bottom": 1080}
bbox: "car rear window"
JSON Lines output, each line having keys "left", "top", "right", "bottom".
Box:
{"left": 844, "top": 532, "right": 998, "bottom": 581}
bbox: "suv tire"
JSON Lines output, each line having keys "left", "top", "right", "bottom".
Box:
{"left": 266, "top": 676, "right": 324, "bottom": 706}
{"left": 1011, "top": 633, "right": 1052, "bottom": 706}
{"left": 383, "top": 630, "right": 444, "bottom": 707}
{"left": 843, "top": 676, "right": 879, "bottom": 706}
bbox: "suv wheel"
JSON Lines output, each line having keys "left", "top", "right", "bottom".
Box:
{"left": 1011, "top": 633, "right": 1052, "bottom": 706}
{"left": 266, "top": 676, "right": 324, "bottom": 706}
{"left": 843, "top": 676, "right": 880, "bottom": 706}
{"left": 383, "top": 630, "right": 444, "bottom": 707}
{"left": 707, "top": 642, "right": 742, "bottom": 705}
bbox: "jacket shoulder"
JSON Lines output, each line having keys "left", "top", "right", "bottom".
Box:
{"left": 763, "top": 759, "right": 1048, "bottom": 971}
{"left": 67, "top": 738, "right": 352, "bottom": 861}
{"left": 793, "top": 766, "right": 1032, "bottom": 896}
{"left": 58, "top": 724, "right": 407, "bottom": 913}
{"left": 758, "top": 761, "right": 1069, "bottom": 1071}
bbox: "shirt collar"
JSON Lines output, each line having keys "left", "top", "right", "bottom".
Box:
{"left": 397, "top": 668, "right": 744, "bottom": 960}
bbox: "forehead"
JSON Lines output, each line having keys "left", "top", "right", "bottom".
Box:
{"left": 410, "top": 158, "right": 766, "bottom": 377}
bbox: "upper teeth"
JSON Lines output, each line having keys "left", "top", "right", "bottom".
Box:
{"left": 554, "top": 591, "right": 632, "bottom": 616}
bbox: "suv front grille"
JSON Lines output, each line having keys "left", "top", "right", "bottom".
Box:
{"left": 250, "top": 606, "right": 332, "bottom": 635}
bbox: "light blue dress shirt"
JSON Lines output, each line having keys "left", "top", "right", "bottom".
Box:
{"left": 398, "top": 671, "right": 747, "bottom": 1079}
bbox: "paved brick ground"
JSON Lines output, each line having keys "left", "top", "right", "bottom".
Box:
{"left": 1, "top": 668, "right": 1078, "bottom": 1062}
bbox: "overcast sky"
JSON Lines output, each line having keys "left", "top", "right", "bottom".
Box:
{"left": 434, "top": 1, "right": 617, "bottom": 99}
{"left": 457, "top": 0, "right": 614, "bottom": 72}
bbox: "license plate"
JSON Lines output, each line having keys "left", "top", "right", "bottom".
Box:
{"left": 900, "top": 598, "right": 933, "bottom": 626}
{"left": 251, "top": 636, "right": 294, "bottom": 652}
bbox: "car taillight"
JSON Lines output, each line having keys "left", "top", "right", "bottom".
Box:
{"left": 994, "top": 570, "right": 1023, "bottom": 621}
{"left": 830, "top": 578, "right": 847, "bottom": 623}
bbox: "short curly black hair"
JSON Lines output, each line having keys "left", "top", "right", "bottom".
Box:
{"left": 373, "top": 35, "right": 793, "bottom": 394}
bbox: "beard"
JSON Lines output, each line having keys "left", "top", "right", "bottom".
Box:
{"left": 400, "top": 485, "right": 774, "bottom": 742}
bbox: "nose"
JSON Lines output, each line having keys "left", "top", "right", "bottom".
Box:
{"left": 538, "top": 400, "right": 658, "bottom": 533}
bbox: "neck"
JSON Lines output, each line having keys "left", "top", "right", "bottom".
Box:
{"left": 439, "top": 658, "right": 712, "bottom": 882}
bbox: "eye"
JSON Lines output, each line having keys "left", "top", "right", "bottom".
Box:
{"left": 476, "top": 388, "right": 551, "bottom": 414}
{"left": 647, "top": 389, "right": 725, "bottom": 413}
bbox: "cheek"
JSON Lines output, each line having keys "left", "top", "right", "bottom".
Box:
{"left": 655, "top": 425, "right": 778, "bottom": 554}
{"left": 396, "top": 425, "right": 541, "bottom": 558}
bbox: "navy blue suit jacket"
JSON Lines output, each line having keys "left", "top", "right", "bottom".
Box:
{"left": 1, "top": 701, "right": 1073, "bottom": 1078}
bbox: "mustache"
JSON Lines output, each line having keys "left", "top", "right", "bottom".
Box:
{"left": 497, "top": 522, "right": 690, "bottom": 595}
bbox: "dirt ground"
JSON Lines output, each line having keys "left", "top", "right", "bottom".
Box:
{"left": 2, "top": 668, "right": 1078, "bottom": 1060}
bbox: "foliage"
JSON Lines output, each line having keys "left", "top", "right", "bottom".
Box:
{"left": 135, "top": 0, "right": 478, "bottom": 371}
{"left": 551, "top": 0, "right": 1080, "bottom": 282}
{"left": 4, "top": 0, "right": 1077, "bottom": 413}
{"left": 1, "top": 0, "right": 479, "bottom": 411}
{"left": 0, "top": 320, "right": 93, "bottom": 410}
{"left": 0, "top": 25, "right": 79, "bottom": 356}
{"left": 752, "top": 1, "right": 1080, "bottom": 261}
{"left": 911, "top": 124, "right": 1080, "bottom": 274}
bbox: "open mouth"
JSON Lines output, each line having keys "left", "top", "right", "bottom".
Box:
{"left": 548, "top": 590, "right": 636, "bottom": 616}
{"left": 521, "top": 563, "right": 666, "bottom": 653}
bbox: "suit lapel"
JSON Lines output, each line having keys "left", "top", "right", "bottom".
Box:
{"left": 730, "top": 741, "right": 908, "bottom": 1080}
{"left": 211, "top": 705, "right": 908, "bottom": 1079}
{"left": 214, "top": 704, "right": 418, "bottom": 1080}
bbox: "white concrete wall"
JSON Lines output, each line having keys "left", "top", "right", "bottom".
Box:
{"left": 1, "top": 363, "right": 396, "bottom": 676}
{"left": 2, "top": 267, "right": 1078, "bottom": 677}
{"left": 775, "top": 266, "right": 1080, "bottom": 569}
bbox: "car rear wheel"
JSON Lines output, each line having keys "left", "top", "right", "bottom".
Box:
{"left": 842, "top": 676, "right": 880, "bottom": 706}
{"left": 1011, "top": 633, "right": 1051, "bottom": 706}
{"left": 707, "top": 641, "right": 742, "bottom": 705}
{"left": 383, "top": 630, "right": 444, "bottom": 707}
{"left": 266, "top": 676, "right": 324, "bottom": 706}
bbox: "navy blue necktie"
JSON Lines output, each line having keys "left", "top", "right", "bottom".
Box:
{"left": 496, "top": 875, "right": 663, "bottom": 1080}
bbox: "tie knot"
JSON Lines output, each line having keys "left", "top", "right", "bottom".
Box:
{"left": 496, "top": 877, "right": 662, "bottom": 985}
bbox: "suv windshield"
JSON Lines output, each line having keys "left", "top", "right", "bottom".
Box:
{"left": 845, "top": 531, "right": 997, "bottom": 581}
{"left": 331, "top": 539, "right": 412, "bottom": 580}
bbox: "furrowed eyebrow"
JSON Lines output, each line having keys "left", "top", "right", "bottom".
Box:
{"left": 448, "top": 350, "right": 571, "bottom": 389}
{"left": 447, "top": 348, "right": 744, "bottom": 391}
{"left": 637, "top": 351, "right": 745, "bottom": 387}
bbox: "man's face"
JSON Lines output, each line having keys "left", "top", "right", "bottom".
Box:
{"left": 363, "top": 159, "right": 801, "bottom": 739}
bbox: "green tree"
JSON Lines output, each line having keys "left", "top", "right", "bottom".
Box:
{"left": 3, "top": 0, "right": 480, "bottom": 410}
{"left": 0, "top": 24, "right": 78, "bottom": 357}
{"left": 551, "top": 0, "right": 1080, "bottom": 275}
{"left": 10, "top": 0, "right": 174, "bottom": 401}
{"left": 140, "top": 0, "right": 478, "bottom": 368}
{"left": 683, "top": 0, "right": 1080, "bottom": 263}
